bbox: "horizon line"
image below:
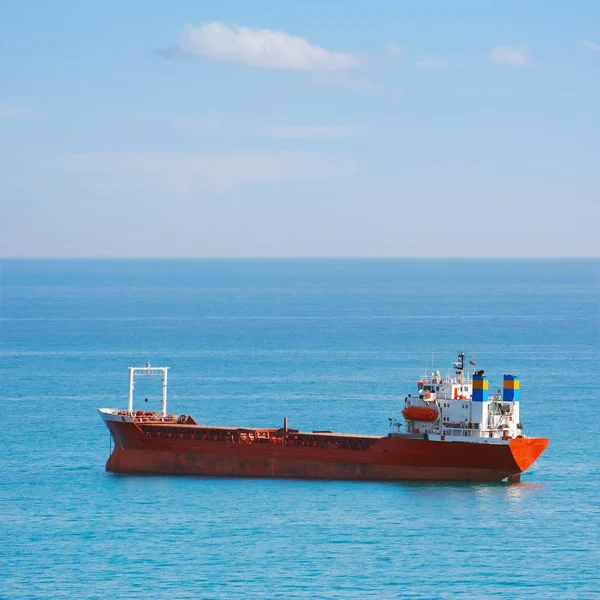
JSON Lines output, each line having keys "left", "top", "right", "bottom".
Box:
{"left": 2, "top": 256, "right": 599, "bottom": 261}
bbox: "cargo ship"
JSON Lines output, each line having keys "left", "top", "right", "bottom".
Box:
{"left": 98, "top": 354, "right": 549, "bottom": 482}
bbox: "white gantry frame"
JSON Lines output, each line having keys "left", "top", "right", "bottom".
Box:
{"left": 128, "top": 364, "right": 169, "bottom": 416}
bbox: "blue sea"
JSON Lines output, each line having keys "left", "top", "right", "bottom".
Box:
{"left": 1, "top": 259, "right": 599, "bottom": 599}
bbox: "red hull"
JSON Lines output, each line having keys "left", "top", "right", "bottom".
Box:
{"left": 102, "top": 418, "right": 549, "bottom": 482}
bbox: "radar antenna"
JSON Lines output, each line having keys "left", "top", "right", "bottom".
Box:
{"left": 453, "top": 351, "right": 465, "bottom": 384}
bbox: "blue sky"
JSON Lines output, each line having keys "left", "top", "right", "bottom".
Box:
{"left": 1, "top": 0, "right": 599, "bottom": 257}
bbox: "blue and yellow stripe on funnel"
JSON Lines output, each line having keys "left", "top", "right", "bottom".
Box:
{"left": 503, "top": 375, "right": 520, "bottom": 401}
{"left": 472, "top": 374, "right": 488, "bottom": 402}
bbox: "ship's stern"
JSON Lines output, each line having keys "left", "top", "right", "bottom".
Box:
{"left": 509, "top": 436, "right": 549, "bottom": 478}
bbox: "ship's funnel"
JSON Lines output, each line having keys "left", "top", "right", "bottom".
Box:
{"left": 472, "top": 374, "right": 488, "bottom": 402}
{"left": 503, "top": 375, "right": 520, "bottom": 402}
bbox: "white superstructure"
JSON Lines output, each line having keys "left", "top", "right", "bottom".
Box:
{"left": 397, "top": 352, "right": 522, "bottom": 440}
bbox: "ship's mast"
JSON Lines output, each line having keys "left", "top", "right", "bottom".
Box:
{"left": 127, "top": 363, "right": 170, "bottom": 416}
{"left": 453, "top": 352, "right": 465, "bottom": 384}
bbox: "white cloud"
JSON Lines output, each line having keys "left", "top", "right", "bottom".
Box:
{"left": 49, "top": 151, "right": 352, "bottom": 197}
{"left": 176, "top": 115, "right": 368, "bottom": 139}
{"left": 490, "top": 46, "right": 528, "bottom": 66}
{"left": 415, "top": 57, "right": 446, "bottom": 69}
{"left": 0, "top": 102, "right": 34, "bottom": 119}
{"left": 170, "top": 22, "right": 361, "bottom": 71}
{"left": 584, "top": 39, "right": 600, "bottom": 51}
{"left": 312, "top": 73, "right": 383, "bottom": 92}
{"left": 175, "top": 112, "right": 223, "bottom": 135}
{"left": 259, "top": 125, "right": 367, "bottom": 139}
{"left": 384, "top": 42, "right": 404, "bottom": 57}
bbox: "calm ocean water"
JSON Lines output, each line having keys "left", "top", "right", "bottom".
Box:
{"left": 1, "top": 259, "right": 599, "bottom": 599}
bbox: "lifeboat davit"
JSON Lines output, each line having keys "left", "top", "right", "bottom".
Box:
{"left": 402, "top": 406, "right": 439, "bottom": 422}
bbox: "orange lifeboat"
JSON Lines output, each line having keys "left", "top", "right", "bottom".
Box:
{"left": 402, "top": 406, "right": 439, "bottom": 422}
